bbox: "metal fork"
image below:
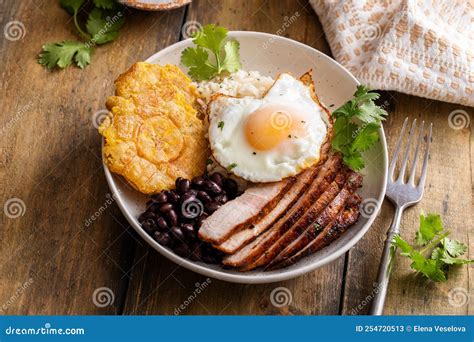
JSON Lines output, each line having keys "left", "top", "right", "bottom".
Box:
{"left": 369, "top": 118, "right": 432, "bottom": 315}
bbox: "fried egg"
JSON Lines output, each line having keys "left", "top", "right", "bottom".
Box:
{"left": 208, "top": 72, "right": 331, "bottom": 183}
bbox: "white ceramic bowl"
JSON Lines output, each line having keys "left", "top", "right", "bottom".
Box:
{"left": 103, "top": 31, "right": 388, "bottom": 284}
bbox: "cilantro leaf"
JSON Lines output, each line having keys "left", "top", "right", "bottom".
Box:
{"left": 180, "top": 24, "right": 241, "bottom": 81}
{"left": 181, "top": 46, "right": 217, "bottom": 81}
{"left": 59, "top": 0, "right": 85, "bottom": 15}
{"left": 38, "top": 41, "right": 93, "bottom": 69}
{"left": 193, "top": 25, "right": 228, "bottom": 52}
{"left": 86, "top": 8, "right": 124, "bottom": 45}
{"left": 442, "top": 238, "right": 468, "bottom": 257}
{"left": 93, "top": 0, "right": 116, "bottom": 9}
{"left": 342, "top": 151, "right": 365, "bottom": 171}
{"left": 221, "top": 39, "right": 241, "bottom": 73}
{"left": 331, "top": 85, "right": 387, "bottom": 171}
{"left": 352, "top": 123, "right": 380, "bottom": 152}
{"left": 392, "top": 212, "right": 473, "bottom": 282}
{"left": 415, "top": 213, "right": 444, "bottom": 246}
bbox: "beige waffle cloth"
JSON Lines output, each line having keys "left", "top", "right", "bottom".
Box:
{"left": 310, "top": 0, "right": 473, "bottom": 107}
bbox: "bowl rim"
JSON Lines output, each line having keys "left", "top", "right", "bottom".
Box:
{"left": 102, "top": 31, "right": 388, "bottom": 284}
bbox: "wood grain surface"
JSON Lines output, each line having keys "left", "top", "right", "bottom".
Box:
{"left": 0, "top": 0, "right": 471, "bottom": 316}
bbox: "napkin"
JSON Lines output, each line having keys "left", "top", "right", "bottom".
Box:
{"left": 310, "top": 0, "right": 473, "bottom": 107}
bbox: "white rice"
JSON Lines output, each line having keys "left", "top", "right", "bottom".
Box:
{"left": 197, "top": 70, "right": 274, "bottom": 104}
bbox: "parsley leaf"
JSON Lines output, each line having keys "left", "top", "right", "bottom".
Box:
{"left": 59, "top": 0, "right": 85, "bottom": 15}
{"left": 331, "top": 85, "right": 388, "bottom": 171}
{"left": 38, "top": 41, "right": 93, "bottom": 69}
{"left": 180, "top": 24, "right": 241, "bottom": 81}
{"left": 39, "top": 0, "right": 125, "bottom": 70}
{"left": 392, "top": 213, "right": 473, "bottom": 281}
{"left": 93, "top": 0, "right": 115, "bottom": 9}
{"left": 218, "top": 121, "right": 224, "bottom": 130}
{"left": 86, "top": 8, "right": 124, "bottom": 45}
{"left": 415, "top": 213, "right": 444, "bottom": 246}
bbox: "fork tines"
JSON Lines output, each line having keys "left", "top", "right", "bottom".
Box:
{"left": 388, "top": 118, "right": 432, "bottom": 189}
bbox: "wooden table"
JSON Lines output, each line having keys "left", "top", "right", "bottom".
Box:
{"left": 1, "top": 0, "right": 472, "bottom": 315}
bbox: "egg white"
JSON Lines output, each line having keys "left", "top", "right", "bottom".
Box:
{"left": 208, "top": 73, "right": 329, "bottom": 183}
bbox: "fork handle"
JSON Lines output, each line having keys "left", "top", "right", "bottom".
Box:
{"left": 369, "top": 206, "right": 404, "bottom": 315}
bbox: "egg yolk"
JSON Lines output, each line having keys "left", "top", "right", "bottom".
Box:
{"left": 245, "top": 105, "right": 303, "bottom": 151}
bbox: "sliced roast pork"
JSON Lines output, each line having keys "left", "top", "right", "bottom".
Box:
{"left": 198, "top": 177, "right": 295, "bottom": 244}
{"left": 215, "top": 140, "right": 334, "bottom": 254}
{"left": 214, "top": 166, "right": 317, "bottom": 253}
{"left": 241, "top": 172, "right": 348, "bottom": 271}
{"left": 268, "top": 172, "right": 363, "bottom": 267}
{"left": 271, "top": 195, "right": 361, "bottom": 269}
{"left": 222, "top": 154, "right": 342, "bottom": 267}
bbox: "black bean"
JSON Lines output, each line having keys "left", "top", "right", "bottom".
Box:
{"left": 181, "top": 192, "right": 196, "bottom": 204}
{"left": 170, "top": 226, "right": 185, "bottom": 241}
{"left": 155, "top": 217, "right": 168, "bottom": 232}
{"left": 167, "top": 210, "right": 179, "bottom": 227}
{"left": 153, "top": 231, "right": 172, "bottom": 246}
{"left": 209, "top": 172, "right": 223, "bottom": 186}
{"left": 191, "top": 176, "right": 205, "bottom": 187}
{"left": 181, "top": 223, "right": 195, "bottom": 240}
{"left": 159, "top": 203, "right": 174, "bottom": 213}
{"left": 152, "top": 192, "right": 168, "bottom": 204}
{"left": 174, "top": 243, "right": 191, "bottom": 258}
{"left": 205, "top": 201, "right": 220, "bottom": 214}
{"left": 204, "top": 180, "right": 222, "bottom": 195}
{"left": 223, "top": 178, "right": 238, "bottom": 198}
{"left": 138, "top": 212, "right": 148, "bottom": 223}
{"left": 176, "top": 178, "right": 191, "bottom": 194}
{"left": 167, "top": 191, "right": 180, "bottom": 203}
{"left": 197, "top": 190, "right": 212, "bottom": 203}
{"left": 214, "top": 193, "right": 228, "bottom": 204}
{"left": 141, "top": 219, "right": 156, "bottom": 233}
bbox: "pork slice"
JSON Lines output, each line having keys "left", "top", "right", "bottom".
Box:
{"left": 198, "top": 177, "right": 295, "bottom": 244}
{"left": 271, "top": 195, "right": 361, "bottom": 269}
{"left": 268, "top": 172, "right": 363, "bottom": 267}
{"left": 215, "top": 138, "right": 334, "bottom": 254}
{"left": 222, "top": 154, "right": 342, "bottom": 267}
{"left": 214, "top": 166, "right": 318, "bottom": 254}
{"left": 240, "top": 173, "right": 346, "bottom": 271}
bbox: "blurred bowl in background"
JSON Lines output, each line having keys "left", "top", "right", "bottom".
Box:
{"left": 119, "top": 0, "right": 191, "bottom": 11}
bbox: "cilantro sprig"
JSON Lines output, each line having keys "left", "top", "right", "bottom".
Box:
{"left": 38, "top": 0, "right": 125, "bottom": 70}
{"left": 393, "top": 213, "right": 473, "bottom": 282}
{"left": 331, "top": 85, "right": 388, "bottom": 170}
{"left": 180, "top": 24, "right": 241, "bottom": 81}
